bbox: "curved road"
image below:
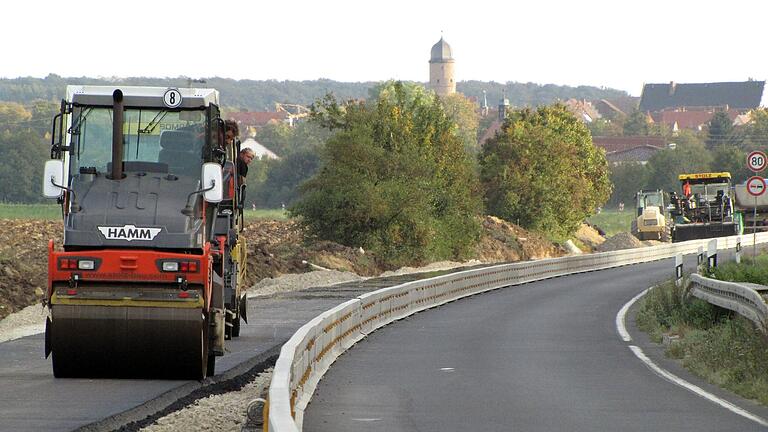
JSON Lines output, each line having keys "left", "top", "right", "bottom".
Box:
{"left": 305, "top": 255, "right": 768, "bottom": 431}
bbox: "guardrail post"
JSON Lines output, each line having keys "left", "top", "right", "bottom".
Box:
{"left": 736, "top": 235, "right": 742, "bottom": 264}
{"left": 675, "top": 253, "right": 683, "bottom": 287}
{"left": 697, "top": 245, "right": 704, "bottom": 266}
{"left": 707, "top": 239, "right": 717, "bottom": 269}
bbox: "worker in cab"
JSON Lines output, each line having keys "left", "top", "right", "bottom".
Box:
{"left": 683, "top": 181, "right": 692, "bottom": 198}
{"left": 237, "top": 148, "right": 255, "bottom": 183}
{"left": 221, "top": 120, "right": 241, "bottom": 202}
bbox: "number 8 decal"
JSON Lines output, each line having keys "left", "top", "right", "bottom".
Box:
{"left": 163, "top": 88, "right": 183, "bottom": 108}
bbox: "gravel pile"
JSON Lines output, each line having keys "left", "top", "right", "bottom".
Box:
{"left": 247, "top": 270, "right": 363, "bottom": 298}
{"left": 0, "top": 304, "right": 46, "bottom": 344}
{"left": 140, "top": 369, "right": 272, "bottom": 432}
{"left": 595, "top": 232, "right": 645, "bottom": 252}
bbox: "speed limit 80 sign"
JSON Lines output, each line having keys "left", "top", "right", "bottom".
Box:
{"left": 747, "top": 150, "right": 767, "bottom": 172}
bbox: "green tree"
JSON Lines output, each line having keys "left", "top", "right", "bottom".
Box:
{"left": 0, "top": 102, "right": 49, "bottom": 202}
{"left": 644, "top": 140, "right": 713, "bottom": 194}
{"left": 623, "top": 109, "right": 650, "bottom": 136}
{"left": 608, "top": 162, "right": 648, "bottom": 207}
{"left": 587, "top": 118, "right": 623, "bottom": 137}
{"left": 742, "top": 109, "right": 768, "bottom": 151}
{"left": 252, "top": 149, "right": 320, "bottom": 208}
{"left": 707, "top": 111, "right": 736, "bottom": 149}
{"left": 711, "top": 145, "right": 748, "bottom": 183}
{"left": 479, "top": 104, "right": 611, "bottom": 239}
{"left": 292, "top": 81, "right": 481, "bottom": 266}
{"left": 440, "top": 93, "right": 480, "bottom": 153}
{"left": 254, "top": 122, "right": 292, "bottom": 156}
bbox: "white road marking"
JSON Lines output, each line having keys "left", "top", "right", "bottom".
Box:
{"left": 617, "top": 288, "right": 768, "bottom": 427}
{"left": 629, "top": 345, "right": 768, "bottom": 427}
{"left": 616, "top": 288, "right": 651, "bottom": 342}
{"left": 440, "top": 367, "right": 455, "bottom": 372}
{"left": 351, "top": 418, "right": 381, "bottom": 422}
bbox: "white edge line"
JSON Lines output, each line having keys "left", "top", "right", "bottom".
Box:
{"left": 618, "top": 288, "right": 768, "bottom": 427}
{"left": 628, "top": 345, "right": 768, "bottom": 427}
{"left": 616, "top": 288, "right": 651, "bottom": 342}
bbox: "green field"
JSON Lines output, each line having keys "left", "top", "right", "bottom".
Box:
{"left": 0, "top": 204, "right": 289, "bottom": 221}
{"left": 587, "top": 209, "right": 635, "bottom": 237}
{"left": 244, "top": 208, "right": 289, "bottom": 221}
{"left": 0, "top": 204, "right": 60, "bottom": 220}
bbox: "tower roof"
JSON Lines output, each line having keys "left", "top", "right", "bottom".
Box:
{"left": 430, "top": 37, "right": 454, "bottom": 62}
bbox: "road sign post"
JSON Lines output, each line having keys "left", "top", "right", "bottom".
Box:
{"left": 746, "top": 175, "right": 766, "bottom": 258}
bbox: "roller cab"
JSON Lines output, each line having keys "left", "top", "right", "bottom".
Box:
{"left": 42, "top": 86, "right": 248, "bottom": 379}
{"left": 631, "top": 190, "right": 669, "bottom": 241}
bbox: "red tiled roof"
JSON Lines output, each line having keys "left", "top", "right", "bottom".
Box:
{"left": 227, "top": 111, "right": 288, "bottom": 127}
{"left": 592, "top": 136, "right": 665, "bottom": 153}
{"left": 650, "top": 108, "right": 738, "bottom": 130}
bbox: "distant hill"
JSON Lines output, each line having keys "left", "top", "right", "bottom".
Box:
{"left": 0, "top": 74, "right": 629, "bottom": 110}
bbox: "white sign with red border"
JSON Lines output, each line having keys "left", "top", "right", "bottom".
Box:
{"left": 746, "top": 176, "right": 766, "bottom": 196}
{"left": 747, "top": 150, "right": 767, "bottom": 172}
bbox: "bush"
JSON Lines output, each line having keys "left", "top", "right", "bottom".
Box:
{"left": 479, "top": 104, "right": 611, "bottom": 239}
{"left": 708, "top": 254, "right": 768, "bottom": 285}
{"left": 291, "top": 82, "right": 481, "bottom": 266}
{"left": 636, "top": 281, "right": 721, "bottom": 341}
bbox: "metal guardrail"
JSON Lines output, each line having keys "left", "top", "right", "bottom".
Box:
{"left": 689, "top": 274, "right": 768, "bottom": 330}
{"left": 267, "top": 232, "right": 768, "bottom": 432}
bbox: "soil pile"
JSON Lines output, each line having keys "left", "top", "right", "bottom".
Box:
{"left": 476, "top": 216, "right": 564, "bottom": 262}
{"left": 0, "top": 220, "right": 61, "bottom": 320}
{"left": 240, "top": 220, "right": 382, "bottom": 288}
{"left": 596, "top": 232, "right": 645, "bottom": 252}
{"left": 574, "top": 223, "right": 606, "bottom": 252}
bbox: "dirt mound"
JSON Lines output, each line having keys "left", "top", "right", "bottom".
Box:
{"left": 596, "top": 232, "right": 645, "bottom": 252}
{"left": 573, "top": 223, "right": 605, "bottom": 252}
{"left": 0, "top": 220, "right": 62, "bottom": 320}
{"left": 477, "top": 216, "right": 564, "bottom": 262}
{"left": 240, "top": 220, "right": 382, "bottom": 286}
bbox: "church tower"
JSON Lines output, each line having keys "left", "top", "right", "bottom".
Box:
{"left": 429, "top": 36, "right": 456, "bottom": 97}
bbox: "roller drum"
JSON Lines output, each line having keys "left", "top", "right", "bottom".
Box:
{"left": 51, "top": 305, "right": 207, "bottom": 379}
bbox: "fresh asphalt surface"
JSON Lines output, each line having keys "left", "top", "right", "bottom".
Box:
{"left": 305, "top": 251, "right": 768, "bottom": 432}
{"left": 0, "top": 273, "right": 452, "bottom": 432}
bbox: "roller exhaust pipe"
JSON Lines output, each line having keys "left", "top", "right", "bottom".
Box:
{"left": 110, "top": 89, "right": 124, "bottom": 180}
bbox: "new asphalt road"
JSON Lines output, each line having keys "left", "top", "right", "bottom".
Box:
{"left": 0, "top": 272, "right": 459, "bottom": 432}
{"left": 305, "top": 254, "right": 768, "bottom": 431}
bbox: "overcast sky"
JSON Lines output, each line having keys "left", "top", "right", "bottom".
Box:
{"left": 4, "top": 0, "right": 767, "bottom": 96}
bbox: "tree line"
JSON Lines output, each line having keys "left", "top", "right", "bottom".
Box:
{"left": 0, "top": 75, "right": 627, "bottom": 111}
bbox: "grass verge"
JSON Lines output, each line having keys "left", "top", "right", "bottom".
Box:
{"left": 0, "top": 203, "right": 60, "bottom": 220}
{"left": 707, "top": 254, "right": 768, "bottom": 285}
{"left": 637, "top": 280, "right": 768, "bottom": 405}
{"left": 244, "top": 208, "right": 288, "bottom": 221}
{"left": 587, "top": 209, "right": 634, "bottom": 237}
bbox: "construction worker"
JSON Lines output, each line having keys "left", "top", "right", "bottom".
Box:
{"left": 683, "top": 181, "right": 692, "bottom": 198}
{"left": 237, "top": 148, "right": 255, "bottom": 182}
{"left": 224, "top": 120, "right": 239, "bottom": 146}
